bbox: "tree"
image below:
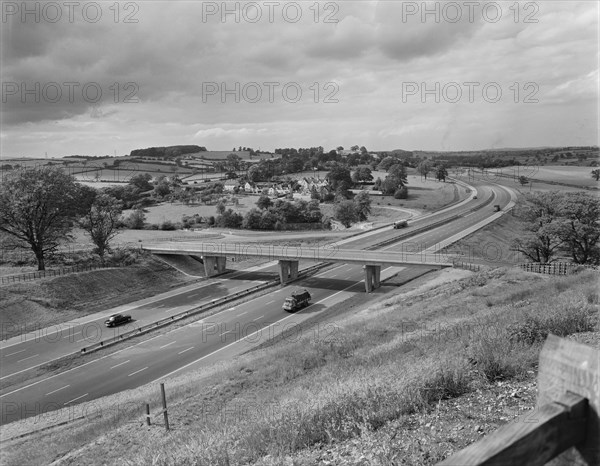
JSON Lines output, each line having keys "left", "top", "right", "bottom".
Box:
{"left": 0, "top": 167, "right": 84, "bottom": 270}
{"left": 360, "top": 146, "right": 368, "bottom": 154}
{"left": 256, "top": 194, "right": 272, "bottom": 210}
{"left": 129, "top": 173, "right": 153, "bottom": 191}
{"left": 354, "top": 191, "right": 371, "bottom": 221}
{"left": 334, "top": 200, "right": 359, "bottom": 228}
{"left": 216, "top": 201, "right": 226, "bottom": 215}
{"left": 418, "top": 161, "right": 432, "bottom": 180}
{"left": 326, "top": 164, "right": 352, "bottom": 198}
{"left": 518, "top": 176, "right": 529, "bottom": 186}
{"left": 591, "top": 169, "right": 600, "bottom": 182}
{"left": 350, "top": 145, "right": 359, "bottom": 152}
{"left": 352, "top": 167, "right": 373, "bottom": 184}
{"left": 556, "top": 192, "right": 600, "bottom": 264}
{"left": 227, "top": 153, "right": 240, "bottom": 171}
{"left": 510, "top": 192, "right": 565, "bottom": 263}
{"left": 80, "top": 194, "right": 123, "bottom": 263}
{"left": 125, "top": 209, "right": 146, "bottom": 229}
{"left": 435, "top": 165, "right": 449, "bottom": 182}
{"left": 377, "top": 156, "right": 396, "bottom": 171}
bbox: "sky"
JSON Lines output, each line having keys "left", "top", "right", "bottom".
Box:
{"left": 1, "top": 1, "right": 598, "bottom": 158}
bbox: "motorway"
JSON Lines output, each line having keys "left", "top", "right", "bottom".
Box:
{"left": 0, "top": 179, "right": 515, "bottom": 423}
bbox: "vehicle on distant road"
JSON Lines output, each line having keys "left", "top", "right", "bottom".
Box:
{"left": 282, "top": 289, "right": 311, "bottom": 312}
{"left": 493, "top": 204, "right": 501, "bottom": 212}
{"left": 393, "top": 220, "right": 408, "bottom": 229}
{"left": 104, "top": 313, "right": 132, "bottom": 327}
{"left": 473, "top": 195, "right": 478, "bottom": 199}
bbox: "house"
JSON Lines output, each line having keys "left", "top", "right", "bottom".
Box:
{"left": 267, "top": 184, "right": 290, "bottom": 196}
{"left": 298, "top": 177, "right": 329, "bottom": 195}
{"left": 223, "top": 180, "right": 239, "bottom": 192}
{"left": 244, "top": 181, "right": 260, "bottom": 194}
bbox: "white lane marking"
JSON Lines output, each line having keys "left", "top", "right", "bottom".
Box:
{"left": 152, "top": 277, "right": 368, "bottom": 382}
{"left": 4, "top": 349, "right": 27, "bottom": 357}
{"left": 128, "top": 366, "right": 148, "bottom": 377}
{"left": 178, "top": 347, "right": 194, "bottom": 355}
{"left": 0, "top": 332, "right": 165, "bottom": 394}
{"left": 46, "top": 385, "right": 70, "bottom": 396}
{"left": 156, "top": 304, "right": 166, "bottom": 308}
{"left": 237, "top": 311, "right": 248, "bottom": 317}
{"left": 265, "top": 300, "right": 275, "bottom": 305}
{"left": 203, "top": 324, "right": 216, "bottom": 331}
{"left": 226, "top": 307, "right": 236, "bottom": 311}
{"left": 329, "top": 274, "right": 337, "bottom": 278}
{"left": 463, "top": 212, "right": 477, "bottom": 218}
{"left": 254, "top": 315, "right": 265, "bottom": 320}
{"left": 64, "top": 393, "right": 88, "bottom": 405}
{"left": 159, "top": 341, "right": 176, "bottom": 349}
{"left": 109, "top": 359, "right": 130, "bottom": 370}
{"left": 17, "top": 354, "right": 39, "bottom": 363}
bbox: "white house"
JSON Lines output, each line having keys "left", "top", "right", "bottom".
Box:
{"left": 223, "top": 180, "right": 239, "bottom": 192}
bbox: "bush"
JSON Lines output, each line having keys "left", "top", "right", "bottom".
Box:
{"left": 160, "top": 220, "right": 177, "bottom": 230}
{"left": 394, "top": 186, "right": 408, "bottom": 199}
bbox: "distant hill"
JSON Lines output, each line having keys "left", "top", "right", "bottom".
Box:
{"left": 129, "top": 145, "right": 207, "bottom": 159}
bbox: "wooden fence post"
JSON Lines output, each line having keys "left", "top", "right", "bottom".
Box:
{"left": 145, "top": 404, "right": 151, "bottom": 426}
{"left": 160, "top": 383, "right": 170, "bottom": 431}
{"left": 437, "top": 335, "right": 599, "bottom": 465}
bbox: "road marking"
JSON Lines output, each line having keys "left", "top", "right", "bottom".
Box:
{"left": 152, "top": 277, "right": 369, "bottom": 382}
{"left": 64, "top": 393, "right": 88, "bottom": 405}
{"left": 329, "top": 274, "right": 337, "bottom": 278}
{"left": 46, "top": 385, "right": 70, "bottom": 396}
{"left": 110, "top": 359, "right": 130, "bottom": 369}
{"left": 4, "top": 349, "right": 27, "bottom": 357}
{"left": 237, "top": 311, "right": 247, "bottom": 317}
{"left": 159, "top": 341, "right": 176, "bottom": 349}
{"left": 128, "top": 366, "right": 148, "bottom": 377}
{"left": 265, "top": 300, "right": 275, "bottom": 305}
{"left": 226, "top": 307, "right": 236, "bottom": 311}
{"left": 178, "top": 347, "right": 194, "bottom": 354}
{"left": 17, "top": 354, "right": 39, "bottom": 363}
{"left": 254, "top": 315, "right": 265, "bottom": 320}
{"left": 156, "top": 304, "right": 166, "bottom": 308}
{"left": 203, "top": 324, "right": 216, "bottom": 330}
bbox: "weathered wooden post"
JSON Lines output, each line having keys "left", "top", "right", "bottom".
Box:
{"left": 437, "top": 335, "right": 599, "bottom": 465}
{"left": 145, "top": 403, "right": 151, "bottom": 426}
{"left": 160, "top": 383, "right": 170, "bottom": 431}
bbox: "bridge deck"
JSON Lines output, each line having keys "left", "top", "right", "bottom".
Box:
{"left": 142, "top": 242, "right": 453, "bottom": 267}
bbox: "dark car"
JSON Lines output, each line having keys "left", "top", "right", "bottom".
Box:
{"left": 104, "top": 313, "right": 132, "bottom": 327}
{"left": 393, "top": 220, "right": 408, "bottom": 229}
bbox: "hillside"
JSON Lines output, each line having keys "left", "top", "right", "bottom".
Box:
{"left": 2, "top": 267, "right": 597, "bottom": 465}
{"left": 0, "top": 257, "right": 196, "bottom": 340}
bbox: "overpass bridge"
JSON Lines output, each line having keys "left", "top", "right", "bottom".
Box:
{"left": 142, "top": 242, "right": 453, "bottom": 292}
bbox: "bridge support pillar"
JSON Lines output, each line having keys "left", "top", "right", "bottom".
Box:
{"left": 203, "top": 256, "right": 227, "bottom": 277}
{"left": 364, "top": 265, "right": 381, "bottom": 293}
{"left": 279, "top": 260, "right": 299, "bottom": 285}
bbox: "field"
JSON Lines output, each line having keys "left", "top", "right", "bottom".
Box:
{"left": 486, "top": 165, "right": 599, "bottom": 189}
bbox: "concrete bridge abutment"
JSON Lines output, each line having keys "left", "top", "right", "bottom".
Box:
{"left": 364, "top": 264, "right": 381, "bottom": 293}
{"left": 203, "top": 256, "right": 227, "bottom": 277}
{"left": 279, "top": 260, "right": 299, "bottom": 285}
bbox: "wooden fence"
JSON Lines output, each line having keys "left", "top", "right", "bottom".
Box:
{"left": 437, "top": 335, "right": 599, "bottom": 465}
{"left": 0, "top": 263, "right": 121, "bottom": 285}
{"left": 518, "top": 262, "right": 595, "bottom": 276}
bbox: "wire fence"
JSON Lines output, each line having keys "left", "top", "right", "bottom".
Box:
{"left": 0, "top": 263, "right": 122, "bottom": 285}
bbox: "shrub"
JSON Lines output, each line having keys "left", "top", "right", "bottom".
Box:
{"left": 160, "top": 220, "right": 177, "bottom": 230}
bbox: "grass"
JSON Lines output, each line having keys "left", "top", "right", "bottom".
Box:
{"left": 2, "top": 267, "right": 597, "bottom": 465}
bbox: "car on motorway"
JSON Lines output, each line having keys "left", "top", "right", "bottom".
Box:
{"left": 493, "top": 204, "right": 501, "bottom": 212}
{"left": 473, "top": 195, "right": 478, "bottom": 199}
{"left": 393, "top": 220, "right": 408, "bottom": 229}
{"left": 104, "top": 313, "right": 132, "bottom": 327}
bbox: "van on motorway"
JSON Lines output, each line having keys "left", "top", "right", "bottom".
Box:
{"left": 393, "top": 220, "right": 408, "bottom": 229}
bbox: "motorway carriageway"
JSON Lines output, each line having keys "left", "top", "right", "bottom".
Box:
{"left": 0, "top": 181, "right": 512, "bottom": 423}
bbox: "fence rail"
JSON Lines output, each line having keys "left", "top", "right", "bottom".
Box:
{"left": 518, "top": 262, "right": 596, "bottom": 275}
{"left": 0, "top": 263, "right": 122, "bottom": 285}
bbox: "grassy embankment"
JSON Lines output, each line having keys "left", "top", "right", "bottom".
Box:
{"left": 2, "top": 267, "right": 597, "bottom": 465}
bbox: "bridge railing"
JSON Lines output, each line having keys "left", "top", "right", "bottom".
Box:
{"left": 437, "top": 335, "right": 599, "bottom": 466}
